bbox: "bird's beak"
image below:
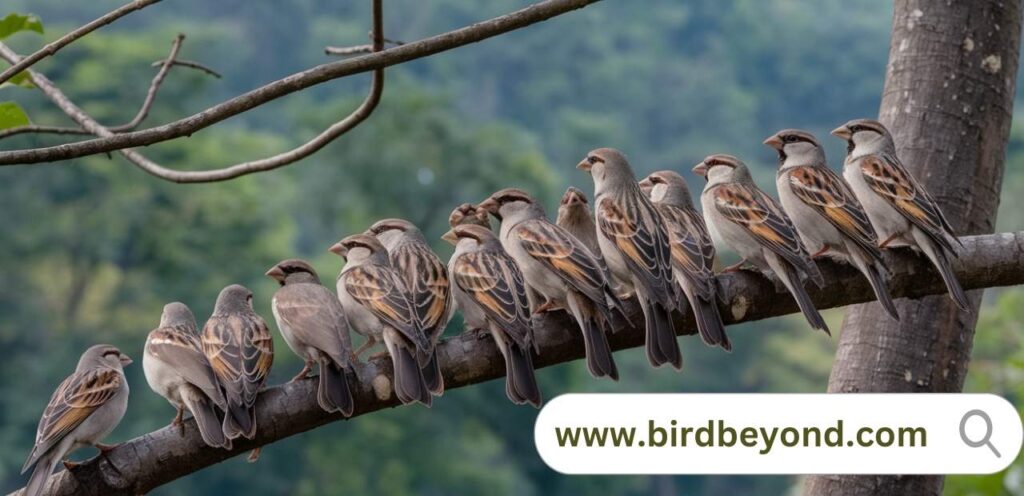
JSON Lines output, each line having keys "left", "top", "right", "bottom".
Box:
{"left": 441, "top": 229, "right": 458, "bottom": 246}
{"left": 830, "top": 125, "right": 852, "bottom": 140}
{"left": 265, "top": 265, "right": 285, "bottom": 280}
{"left": 120, "top": 353, "right": 133, "bottom": 366}
{"left": 692, "top": 162, "right": 708, "bottom": 177}
{"left": 328, "top": 242, "right": 348, "bottom": 257}
{"left": 762, "top": 134, "right": 784, "bottom": 150}
{"left": 478, "top": 197, "right": 499, "bottom": 214}
{"left": 576, "top": 159, "right": 592, "bottom": 172}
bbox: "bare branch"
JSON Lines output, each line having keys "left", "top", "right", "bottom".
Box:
{"left": 149, "top": 59, "right": 222, "bottom": 78}
{"left": 0, "top": 34, "right": 215, "bottom": 141}
{"left": 0, "top": 0, "right": 163, "bottom": 86}
{"left": 18, "top": 232, "right": 1024, "bottom": 496}
{"left": 325, "top": 35, "right": 404, "bottom": 56}
{"left": 0, "top": 0, "right": 601, "bottom": 167}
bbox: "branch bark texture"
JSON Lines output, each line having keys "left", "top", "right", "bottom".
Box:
{"left": 19, "top": 232, "right": 1024, "bottom": 496}
{"left": 805, "top": 1, "right": 1021, "bottom": 495}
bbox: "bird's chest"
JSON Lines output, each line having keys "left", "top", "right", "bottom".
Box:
{"left": 776, "top": 173, "right": 840, "bottom": 248}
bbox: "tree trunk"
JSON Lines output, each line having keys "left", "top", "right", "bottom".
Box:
{"left": 805, "top": 1, "right": 1020, "bottom": 495}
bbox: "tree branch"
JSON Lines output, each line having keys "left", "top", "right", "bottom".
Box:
{"left": 0, "top": 0, "right": 601, "bottom": 167}
{"left": 149, "top": 59, "right": 222, "bottom": 79}
{"left": 20, "top": 231, "right": 1024, "bottom": 496}
{"left": 0, "top": 0, "right": 163, "bottom": 86}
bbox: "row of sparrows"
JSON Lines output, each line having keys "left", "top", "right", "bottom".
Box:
{"left": 20, "top": 118, "right": 966, "bottom": 496}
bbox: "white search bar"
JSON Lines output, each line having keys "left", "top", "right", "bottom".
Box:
{"left": 533, "top": 394, "right": 1021, "bottom": 474}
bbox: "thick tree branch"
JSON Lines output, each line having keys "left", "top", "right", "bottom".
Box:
{"left": 0, "top": 0, "right": 601, "bottom": 167}
{"left": 20, "top": 232, "right": 1024, "bottom": 496}
{"left": 0, "top": 0, "right": 163, "bottom": 86}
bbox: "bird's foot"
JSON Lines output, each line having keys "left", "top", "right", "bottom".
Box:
{"left": 62, "top": 459, "right": 82, "bottom": 470}
{"left": 95, "top": 442, "right": 120, "bottom": 454}
{"left": 369, "top": 350, "right": 389, "bottom": 360}
{"left": 352, "top": 338, "right": 377, "bottom": 360}
{"left": 616, "top": 291, "right": 635, "bottom": 301}
{"left": 722, "top": 259, "right": 748, "bottom": 273}
{"left": 289, "top": 362, "right": 313, "bottom": 383}
{"left": 878, "top": 234, "right": 900, "bottom": 250}
{"left": 172, "top": 407, "right": 185, "bottom": 437}
{"left": 810, "top": 246, "right": 830, "bottom": 259}
{"left": 532, "top": 300, "right": 561, "bottom": 315}
{"left": 247, "top": 447, "right": 262, "bottom": 463}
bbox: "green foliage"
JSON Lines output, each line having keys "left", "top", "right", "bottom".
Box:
{"left": 0, "top": 70, "right": 35, "bottom": 89}
{"left": 0, "top": 12, "right": 43, "bottom": 40}
{"left": 0, "top": 101, "right": 28, "bottom": 128}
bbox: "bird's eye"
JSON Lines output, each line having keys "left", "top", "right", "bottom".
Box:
{"left": 588, "top": 156, "right": 598, "bottom": 165}
{"left": 849, "top": 125, "right": 862, "bottom": 133}
{"left": 783, "top": 135, "right": 799, "bottom": 143}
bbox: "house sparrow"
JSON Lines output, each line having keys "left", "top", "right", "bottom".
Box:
{"left": 201, "top": 284, "right": 274, "bottom": 449}
{"left": 443, "top": 223, "right": 541, "bottom": 406}
{"left": 764, "top": 129, "right": 899, "bottom": 320}
{"left": 578, "top": 148, "right": 682, "bottom": 369}
{"left": 331, "top": 234, "right": 433, "bottom": 407}
{"left": 448, "top": 203, "right": 492, "bottom": 231}
{"left": 366, "top": 219, "right": 452, "bottom": 397}
{"left": 22, "top": 345, "right": 132, "bottom": 496}
{"left": 556, "top": 187, "right": 601, "bottom": 256}
{"left": 693, "top": 154, "right": 830, "bottom": 334}
{"left": 144, "top": 302, "right": 230, "bottom": 449}
{"left": 639, "top": 171, "right": 732, "bottom": 350}
{"left": 832, "top": 119, "right": 968, "bottom": 311}
{"left": 479, "top": 188, "right": 619, "bottom": 380}
{"left": 267, "top": 259, "right": 356, "bottom": 416}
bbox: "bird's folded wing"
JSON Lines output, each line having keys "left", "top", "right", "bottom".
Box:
{"left": 786, "top": 165, "right": 880, "bottom": 255}
{"left": 147, "top": 327, "right": 221, "bottom": 401}
{"left": 343, "top": 265, "right": 428, "bottom": 350}
{"left": 452, "top": 250, "right": 533, "bottom": 348}
{"left": 658, "top": 203, "right": 717, "bottom": 297}
{"left": 275, "top": 284, "right": 350, "bottom": 363}
{"left": 860, "top": 153, "right": 959, "bottom": 247}
{"left": 515, "top": 219, "right": 607, "bottom": 303}
{"left": 31, "top": 368, "right": 121, "bottom": 463}
{"left": 391, "top": 243, "right": 452, "bottom": 341}
{"left": 596, "top": 195, "right": 674, "bottom": 290}
{"left": 712, "top": 182, "right": 824, "bottom": 285}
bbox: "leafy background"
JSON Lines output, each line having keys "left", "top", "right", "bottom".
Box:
{"left": 0, "top": 1, "right": 1021, "bottom": 494}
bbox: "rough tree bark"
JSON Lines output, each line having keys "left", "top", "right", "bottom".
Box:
{"left": 804, "top": 1, "right": 1021, "bottom": 495}
{"left": 20, "top": 232, "right": 1024, "bottom": 495}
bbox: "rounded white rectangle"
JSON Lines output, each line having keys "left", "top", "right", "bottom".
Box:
{"left": 533, "top": 393, "right": 1022, "bottom": 475}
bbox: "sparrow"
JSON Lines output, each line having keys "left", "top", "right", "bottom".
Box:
{"left": 201, "top": 284, "right": 274, "bottom": 449}
{"left": 832, "top": 119, "right": 969, "bottom": 311}
{"left": 366, "top": 219, "right": 452, "bottom": 397}
{"left": 443, "top": 223, "right": 541, "bottom": 406}
{"left": 556, "top": 187, "right": 602, "bottom": 257}
{"left": 448, "top": 202, "right": 492, "bottom": 230}
{"left": 578, "top": 148, "right": 682, "bottom": 369}
{"left": 143, "top": 302, "right": 230, "bottom": 449}
{"left": 693, "top": 154, "right": 831, "bottom": 334}
{"left": 267, "top": 259, "right": 356, "bottom": 416}
{"left": 331, "top": 234, "right": 433, "bottom": 407}
{"left": 22, "top": 345, "right": 132, "bottom": 496}
{"left": 480, "top": 188, "right": 619, "bottom": 380}
{"left": 639, "top": 171, "right": 732, "bottom": 350}
{"left": 764, "top": 129, "right": 899, "bottom": 320}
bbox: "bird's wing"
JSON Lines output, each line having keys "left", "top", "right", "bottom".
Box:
{"left": 860, "top": 153, "right": 959, "bottom": 249}
{"left": 514, "top": 219, "right": 608, "bottom": 303}
{"left": 202, "top": 314, "right": 274, "bottom": 405}
{"left": 32, "top": 367, "right": 122, "bottom": 458}
{"left": 147, "top": 327, "right": 222, "bottom": 401}
{"left": 712, "top": 182, "right": 824, "bottom": 285}
{"left": 451, "top": 249, "right": 533, "bottom": 349}
{"left": 274, "top": 284, "right": 351, "bottom": 364}
{"left": 343, "top": 265, "right": 428, "bottom": 350}
{"left": 596, "top": 194, "right": 674, "bottom": 292}
{"left": 391, "top": 242, "right": 452, "bottom": 342}
{"left": 786, "top": 165, "right": 881, "bottom": 257}
{"left": 658, "top": 203, "right": 717, "bottom": 297}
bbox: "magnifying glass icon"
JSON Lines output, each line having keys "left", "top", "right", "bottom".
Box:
{"left": 960, "top": 409, "right": 1001, "bottom": 457}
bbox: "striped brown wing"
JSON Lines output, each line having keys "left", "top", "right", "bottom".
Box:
{"left": 33, "top": 368, "right": 121, "bottom": 456}
{"left": 452, "top": 248, "right": 533, "bottom": 349}
{"left": 515, "top": 219, "right": 608, "bottom": 304}
{"left": 786, "top": 165, "right": 881, "bottom": 259}
{"left": 390, "top": 242, "right": 452, "bottom": 342}
{"left": 657, "top": 203, "right": 717, "bottom": 298}
{"left": 343, "top": 265, "right": 429, "bottom": 351}
{"left": 596, "top": 193, "right": 674, "bottom": 295}
{"left": 202, "top": 313, "right": 274, "bottom": 406}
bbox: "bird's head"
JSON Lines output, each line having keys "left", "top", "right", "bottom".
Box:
{"left": 693, "top": 154, "right": 749, "bottom": 184}
{"left": 478, "top": 188, "right": 537, "bottom": 222}
{"left": 159, "top": 301, "right": 196, "bottom": 329}
{"left": 640, "top": 170, "right": 691, "bottom": 204}
{"left": 329, "top": 233, "right": 385, "bottom": 262}
{"left": 577, "top": 147, "right": 633, "bottom": 186}
{"left": 266, "top": 259, "right": 319, "bottom": 286}
{"left": 763, "top": 129, "right": 823, "bottom": 167}
{"left": 831, "top": 118, "right": 891, "bottom": 154}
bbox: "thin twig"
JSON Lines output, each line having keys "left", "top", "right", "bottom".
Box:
{"left": 0, "top": 0, "right": 601, "bottom": 167}
{"left": 0, "top": 125, "right": 92, "bottom": 140}
{"left": 325, "top": 35, "right": 404, "bottom": 56}
{"left": 0, "top": 0, "right": 163, "bottom": 86}
{"left": 149, "top": 59, "right": 221, "bottom": 78}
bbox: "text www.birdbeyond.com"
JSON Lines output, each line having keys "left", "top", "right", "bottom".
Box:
{"left": 553, "top": 420, "right": 927, "bottom": 454}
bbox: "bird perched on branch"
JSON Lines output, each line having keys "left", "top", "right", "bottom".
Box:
{"left": 144, "top": 302, "right": 230, "bottom": 449}
{"left": 832, "top": 118, "right": 968, "bottom": 311}
{"left": 366, "top": 219, "right": 452, "bottom": 397}
{"left": 480, "top": 188, "right": 620, "bottom": 380}
{"left": 764, "top": 129, "right": 899, "bottom": 320}
{"left": 639, "top": 171, "right": 731, "bottom": 351}
{"left": 201, "top": 284, "right": 274, "bottom": 461}
{"left": 331, "top": 234, "right": 433, "bottom": 407}
{"left": 443, "top": 222, "right": 542, "bottom": 406}
{"left": 22, "top": 345, "right": 132, "bottom": 496}
{"left": 267, "top": 259, "right": 356, "bottom": 416}
{"left": 449, "top": 202, "right": 492, "bottom": 230}
{"left": 694, "top": 154, "right": 830, "bottom": 334}
{"left": 578, "top": 148, "right": 682, "bottom": 369}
